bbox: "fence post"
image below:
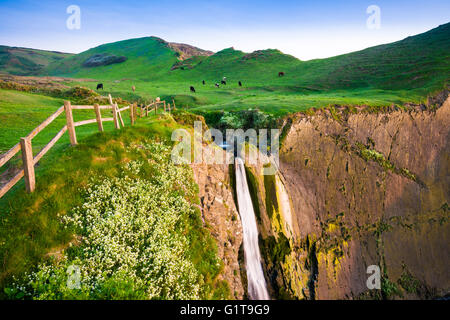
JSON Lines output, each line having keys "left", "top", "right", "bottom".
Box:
{"left": 164, "top": 101, "right": 166, "bottom": 113}
{"left": 130, "top": 104, "right": 134, "bottom": 125}
{"left": 20, "top": 137, "right": 35, "bottom": 193}
{"left": 117, "top": 104, "right": 125, "bottom": 127}
{"left": 130, "top": 103, "right": 135, "bottom": 125}
{"left": 94, "top": 103, "right": 104, "bottom": 132}
{"left": 64, "top": 101, "right": 77, "bottom": 145}
{"left": 112, "top": 104, "right": 120, "bottom": 129}
{"left": 168, "top": 103, "right": 171, "bottom": 113}
{"left": 155, "top": 101, "right": 157, "bottom": 115}
{"left": 172, "top": 99, "right": 176, "bottom": 109}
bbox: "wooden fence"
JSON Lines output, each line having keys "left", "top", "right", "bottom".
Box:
{"left": 0, "top": 94, "right": 174, "bottom": 199}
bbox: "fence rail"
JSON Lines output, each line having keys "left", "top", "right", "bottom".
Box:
{"left": 0, "top": 94, "right": 173, "bottom": 199}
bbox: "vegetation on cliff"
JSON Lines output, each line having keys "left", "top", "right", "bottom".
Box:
{"left": 0, "top": 114, "right": 228, "bottom": 299}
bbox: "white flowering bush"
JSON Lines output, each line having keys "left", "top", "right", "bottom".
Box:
{"left": 6, "top": 140, "right": 222, "bottom": 300}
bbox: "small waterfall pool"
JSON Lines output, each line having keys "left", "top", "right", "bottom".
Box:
{"left": 234, "top": 157, "right": 270, "bottom": 300}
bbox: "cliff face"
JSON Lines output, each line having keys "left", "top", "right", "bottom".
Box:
{"left": 247, "top": 95, "right": 450, "bottom": 299}
{"left": 191, "top": 149, "right": 245, "bottom": 299}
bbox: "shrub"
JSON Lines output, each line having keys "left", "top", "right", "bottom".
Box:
{"left": 5, "top": 141, "right": 213, "bottom": 300}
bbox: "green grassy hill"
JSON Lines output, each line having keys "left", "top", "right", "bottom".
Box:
{"left": 169, "top": 48, "right": 301, "bottom": 83}
{"left": 1, "top": 23, "right": 448, "bottom": 117}
{"left": 173, "top": 22, "right": 449, "bottom": 92}
{"left": 0, "top": 46, "right": 73, "bottom": 76}
{"left": 45, "top": 37, "right": 178, "bottom": 80}
{"left": 42, "top": 22, "right": 450, "bottom": 93}
{"left": 287, "top": 22, "right": 450, "bottom": 91}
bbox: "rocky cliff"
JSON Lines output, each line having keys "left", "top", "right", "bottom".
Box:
{"left": 246, "top": 94, "right": 449, "bottom": 299}
{"left": 191, "top": 149, "right": 245, "bottom": 299}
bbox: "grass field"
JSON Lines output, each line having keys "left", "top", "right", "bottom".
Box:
{"left": 67, "top": 78, "right": 436, "bottom": 116}
{"left": 0, "top": 88, "right": 131, "bottom": 154}
{"left": 1, "top": 23, "right": 447, "bottom": 119}
{"left": 0, "top": 110, "right": 231, "bottom": 299}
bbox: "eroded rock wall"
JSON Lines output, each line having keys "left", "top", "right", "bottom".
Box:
{"left": 249, "top": 96, "right": 449, "bottom": 299}
{"left": 191, "top": 154, "right": 245, "bottom": 299}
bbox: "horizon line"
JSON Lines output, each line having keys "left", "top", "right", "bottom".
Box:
{"left": 1, "top": 22, "right": 448, "bottom": 62}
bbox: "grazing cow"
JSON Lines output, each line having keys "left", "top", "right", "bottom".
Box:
{"left": 238, "top": 81, "right": 242, "bottom": 87}
{"left": 221, "top": 80, "right": 227, "bottom": 85}
{"left": 278, "top": 72, "right": 285, "bottom": 77}
{"left": 215, "top": 83, "right": 220, "bottom": 88}
{"left": 202, "top": 80, "right": 206, "bottom": 85}
{"left": 190, "top": 86, "right": 196, "bottom": 93}
{"left": 132, "top": 85, "right": 136, "bottom": 92}
{"left": 223, "top": 76, "right": 227, "bottom": 82}
{"left": 96, "top": 83, "right": 103, "bottom": 90}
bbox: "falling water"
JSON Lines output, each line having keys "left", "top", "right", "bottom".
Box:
{"left": 234, "top": 157, "right": 270, "bottom": 300}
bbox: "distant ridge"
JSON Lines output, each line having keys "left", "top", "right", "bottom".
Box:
{"left": 0, "top": 46, "right": 73, "bottom": 76}
{"left": 1, "top": 22, "right": 448, "bottom": 92}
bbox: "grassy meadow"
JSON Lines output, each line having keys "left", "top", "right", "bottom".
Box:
{"left": 0, "top": 111, "right": 230, "bottom": 299}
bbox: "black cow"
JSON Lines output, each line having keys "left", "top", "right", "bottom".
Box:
{"left": 96, "top": 83, "right": 104, "bottom": 90}
{"left": 202, "top": 80, "right": 206, "bottom": 85}
{"left": 190, "top": 86, "right": 196, "bottom": 93}
{"left": 238, "top": 81, "right": 242, "bottom": 87}
{"left": 215, "top": 83, "right": 220, "bottom": 88}
{"left": 278, "top": 72, "right": 285, "bottom": 77}
{"left": 221, "top": 80, "right": 227, "bottom": 85}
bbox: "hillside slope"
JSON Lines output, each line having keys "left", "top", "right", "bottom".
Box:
{"left": 169, "top": 47, "right": 301, "bottom": 83}
{"left": 42, "top": 22, "right": 449, "bottom": 92}
{"left": 45, "top": 37, "right": 214, "bottom": 80}
{"left": 45, "top": 37, "right": 179, "bottom": 80}
{"left": 288, "top": 22, "right": 450, "bottom": 91}
{"left": 0, "top": 46, "right": 73, "bottom": 76}
{"left": 175, "top": 22, "right": 449, "bottom": 91}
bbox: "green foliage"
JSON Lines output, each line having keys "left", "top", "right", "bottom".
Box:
{"left": 263, "top": 173, "right": 278, "bottom": 219}
{"left": 398, "top": 269, "right": 421, "bottom": 294}
{"left": 244, "top": 167, "right": 261, "bottom": 222}
{"left": 374, "top": 221, "right": 393, "bottom": 237}
{"left": 0, "top": 116, "right": 227, "bottom": 300}
{"left": 381, "top": 277, "right": 402, "bottom": 299}
{"left": 355, "top": 141, "right": 418, "bottom": 182}
{"left": 261, "top": 233, "right": 291, "bottom": 265}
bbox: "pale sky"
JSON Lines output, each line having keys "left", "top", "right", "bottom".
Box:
{"left": 0, "top": 0, "right": 449, "bottom": 60}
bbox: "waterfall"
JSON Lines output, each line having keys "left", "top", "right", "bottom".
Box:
{"left": 234, "top": 157, "right": 270, "bottom": 300}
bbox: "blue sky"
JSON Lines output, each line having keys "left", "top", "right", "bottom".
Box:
{"left": 0, "top": 0, "right": 449, "bottom": 60}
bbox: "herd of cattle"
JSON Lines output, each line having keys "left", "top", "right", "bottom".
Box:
{"left": 96, "top": 71, "right": 285, "bottom": 93}
{"left": 190, "top": 76, "right": 242, "bottom": 93}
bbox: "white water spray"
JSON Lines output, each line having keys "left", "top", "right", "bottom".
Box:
{"left": 234, "top": 157, "right": 270, "bottom": 300}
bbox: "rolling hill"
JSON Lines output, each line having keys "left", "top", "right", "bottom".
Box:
{"left": 0, "top": 46, "right": 73, "bottom": 76}
{"left": 44, "top": 36, "right": 214, "bottom": 80}
{"left": 169, "top": 22, "right": 449, "bottom": 91}
{"left": 287, "top": 22, "right": 450, "bottom": 90}
{"left": 2, "top": 22, "right": 449, "bottom": 94}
